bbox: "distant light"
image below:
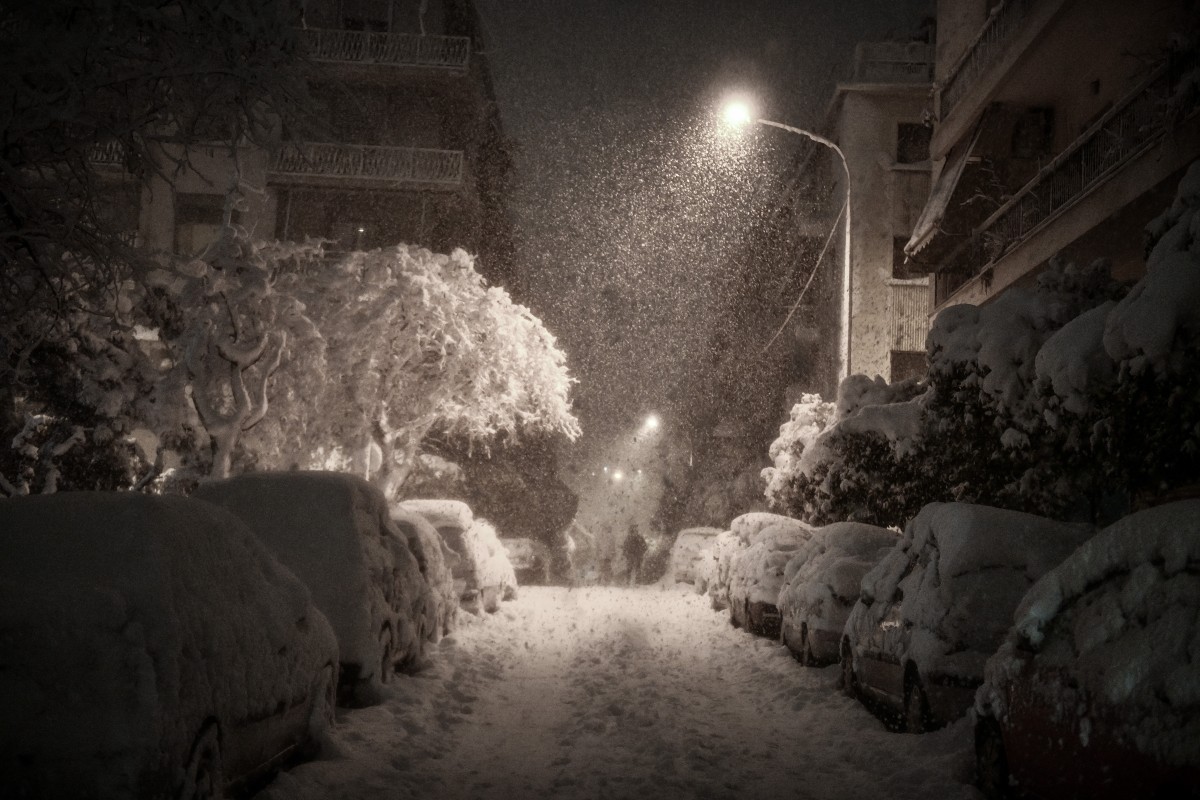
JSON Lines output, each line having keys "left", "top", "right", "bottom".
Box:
{"left": 603, "top": 466, "right": 609, "bottom": 472}
{"left": 637, "top": 469, "right": 643, "bottom": 475}
{"left": 723, "top": 101, "right": 753, "bottom": 128}
{"left": 612, "top": 470, "right": 625, "bottom": 482}
{"left": 643, "top": 414, "right": 660, "bottom": 431}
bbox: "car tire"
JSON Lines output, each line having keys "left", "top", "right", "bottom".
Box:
{"left": 840, "top": 643, "right": 858, "bottom": 698}
{"left": 181, "top": 722, "right": 223, "bottom": 800}
{"left": 975, "top": 716, "right": 1010, "bottom": 799}
{"left": 904, "top": 674, "right": 932, "bottom": 734}
{"left": 312, "top": 664, "right": 337, "bottom": 732}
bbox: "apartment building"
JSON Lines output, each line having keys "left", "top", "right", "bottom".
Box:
{"left": 827, "top": 41, "right": 936, "bottom": 383}
{"left": 116, "top": 0, "right": 513, "bottom": 285}
{"left": 906, "top": 0, "right": 1199, "bottom": 311}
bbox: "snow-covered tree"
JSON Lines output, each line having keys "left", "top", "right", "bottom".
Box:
{"left": 283, "top": 244, "right": 580, "bottom": 499}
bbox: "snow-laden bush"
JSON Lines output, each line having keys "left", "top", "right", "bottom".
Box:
{"left": 766, "top": 162, "right": 1200, "bottom": 527}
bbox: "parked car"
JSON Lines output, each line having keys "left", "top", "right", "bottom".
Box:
{"left": 473, "top": 518, "right": 519, "bottom": 610}
{"left": 501, "top": 537, "right": 550, "bottom": 585}
{"left": 778, "top": 521, "right": 898, "bottom": 666}
{"left": 705, "top": 529, "right": 742, "bottom": 611}
{"left": 667, "top": 527, "right": 723, "bottom": 591}
{"left": 0, "top": 492, "right": 339, "bottom": 799}
{"left": 398, "top": 499, "right": 517, "bottom": 614}
{"left": 727, "top": 515, "right": 814, "bottom": 636}
{"left": 390, "top": 505, "right": 459, "bottom": 640}
{"left": 195, "top": 471, "right": 429, "bottom": 706}
{"left": 707, "top": 513, "right": 804, "bottom": 612}
{"left": 974, "top": 500, "right": 1200, "bottom": 799}
{"left": 842, "top": 502, "right": 1093, "bottom": 732}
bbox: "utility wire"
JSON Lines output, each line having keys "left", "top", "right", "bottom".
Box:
{"left": 761, "top": 197, "right": 846, "bottom": 354}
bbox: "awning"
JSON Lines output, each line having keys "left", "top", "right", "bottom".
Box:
{"left": 904, "top": 121, "right": 984, "bottom": 257}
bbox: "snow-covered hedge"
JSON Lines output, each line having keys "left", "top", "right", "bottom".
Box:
{"left": 0, "top": 492, "right": 338, "bottom": 796}
{"left": 765, "top": 161, "right": 1200, "bottom": 528}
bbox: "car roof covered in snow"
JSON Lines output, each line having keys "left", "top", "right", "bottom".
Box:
{"left": 854, "top": 502, "right": 1094, "bottom": 681}
{"left": 979, "top": 500, "right": 1200, "bottom": 765}
{"left": 730, "top": 512, "right": 813, "bottom": 545}
{"left": 193, "top": 471, "right": 401, "bottom": 669}
{"left": 780, "top": 522, "right": 898, "bottom": 612}
{"left": 399, "top": 499, "right": 474, "bottom": 530}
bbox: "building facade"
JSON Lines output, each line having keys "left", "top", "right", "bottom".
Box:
{"left": 906, "top": 0, "right": 1199, "bottom": 312}
{"left": 829, "top": 41, "right": 936, "bottom": 382}
{"left": 107, "top": 0, "right": 514, "bottom": 285}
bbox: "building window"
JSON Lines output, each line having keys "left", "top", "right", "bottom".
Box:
{"left": 175, "top": 193, "right": 236, "bottom": 256}
{"left": 892, "top": 236, "right": 926, "bottom": 280}
{"left": 1011, "top": 108, "right": 1054, "bottom": 159}
{"left": 896, "top": 123, "right": 931, "bottom": 164}
{"left": 890, "top": 350, "right": 926, "bottom": 383}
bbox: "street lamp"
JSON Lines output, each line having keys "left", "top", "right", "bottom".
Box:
{"left": 643, "top": 414, "right": 660, "bottom": 431}
{"left": 722, "top": 100, "right": 852, "bottom": 382}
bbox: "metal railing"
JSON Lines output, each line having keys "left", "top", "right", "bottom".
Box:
{"left": 934, "top": 65, "right": 1186, "bottom": 305}
{"left": 297, "top": 27, "right": 470, "bottom": 71}
{"left": 270, "top": 142, "right": 464, "bottom": 187}
{"left": 853, "top": 42, "right": 934, "bottom": 84}
{"left": 939, "top": 0, "right": 1035, "bottom": 120}
{"left": 889, "top": 280, "right": 932, "bottom": 351}
{"left": 87, "top": 140, "right": 126, "bottom": 166}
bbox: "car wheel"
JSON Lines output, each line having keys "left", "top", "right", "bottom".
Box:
{"left": 975, "top": 716, "right": 1010, "bottom": 799}
{"left": 904, "top": 675, "right": 931, "bottom": 734}
{"left": 840, "top": 643, "right": 858, "bottom": 698}
{"left": 730, "top": 603, "right": 741, "bottom": 629}
{"left": 379, "top": 626, "right": 394, "bottom": 685}
{"left": 181, "top": 722, "right": 223, "bottom": 800}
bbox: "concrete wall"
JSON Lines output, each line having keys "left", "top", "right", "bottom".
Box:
{"left": 835, "top": 87, "right": 932, "bottom": 381}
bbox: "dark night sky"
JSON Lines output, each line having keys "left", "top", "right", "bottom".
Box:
{"left": 476, "top": 0, "right": 932, "bottom": 447}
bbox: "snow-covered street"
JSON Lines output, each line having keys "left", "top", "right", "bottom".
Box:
{"left": 262, "top": 586, "right": 982, "bottom": 800}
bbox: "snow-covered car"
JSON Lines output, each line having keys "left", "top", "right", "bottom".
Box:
{"left": 390, "top": 505, "right": 458, "bottom": 640}
{"left": 667, "top": 526, "right": 723, "bottom": 591}
{"left": 398, "top": 499, "right": 517, "bottom": 614}
{"left": 727, "top": 514, "right": 814, "bottom": 636}
{"left": 501, "top": 537, "right": 550, "bottom": 585}
{"left": 194, "top": 471, "right": 430, "bottom": 705}
{"left": 473, "top": 519, "right": 519, "bottom": 610}
{"left": 778, "top": 521, "right": 897, "bottom": 666}
{"left": 0, "top": 492, "right": 338, "bottom": 799}
{"left": 705, "top": 529, "right": 742, "bottom": 611}
{"left": 973, "top": 500, "right": 1200, "bottom": 799}
{"left": 842, "top": 503, "right": 1094, "bottom": 732}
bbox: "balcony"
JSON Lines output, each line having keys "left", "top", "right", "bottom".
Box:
{"left": 938, "top": 0, "right": 1036, "bottom": 122}
{"left": 852, "top": 42, "right": 934, "bottom": 85}
{"left": 934, "top": 64, "right": 1191, "bottom": 306}
{"left": 297, "top": 28, "right": 470, "bottom": 72}
{"left": 269, "top": 142, "right": 464, "bottom": 190}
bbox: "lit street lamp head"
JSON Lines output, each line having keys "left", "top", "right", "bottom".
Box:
{"left": 643, "top": 414, "right": 660, "bottom": 431}
{"left": 722, "top": 101, "right": 753, "bottom": 128}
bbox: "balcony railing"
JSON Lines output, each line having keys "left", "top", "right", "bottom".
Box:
{"left": 934, "top": 65, "right": 1188, "bottom": 305}
{"left": 853, "top": 42, "right": 934, "bottom": 84}
{"left": 297, "top": 28, "right": 470, "bottom": 71}
{"left": 939, "top": 0, "right": 1035, "bottom": 121}
{"left": 270, "top": 142, "right": 464, "bottom": 188}
{"left": 87, "top": 140, "right": 126, "bottom": 166}
{"left": 889, "top": 280, "right": 932, "bottom": 351}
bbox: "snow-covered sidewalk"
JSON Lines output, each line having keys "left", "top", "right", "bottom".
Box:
{"left": 261, "top": 586, "right": 981, "bottom": 800}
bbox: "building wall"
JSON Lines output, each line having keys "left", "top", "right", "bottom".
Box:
{"left": 836, "top": 87, "right": 932, "bottom": 381}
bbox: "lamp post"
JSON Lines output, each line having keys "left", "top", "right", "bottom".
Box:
{"left": 723, "top": 101, "right": 852, "bottom": 382}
